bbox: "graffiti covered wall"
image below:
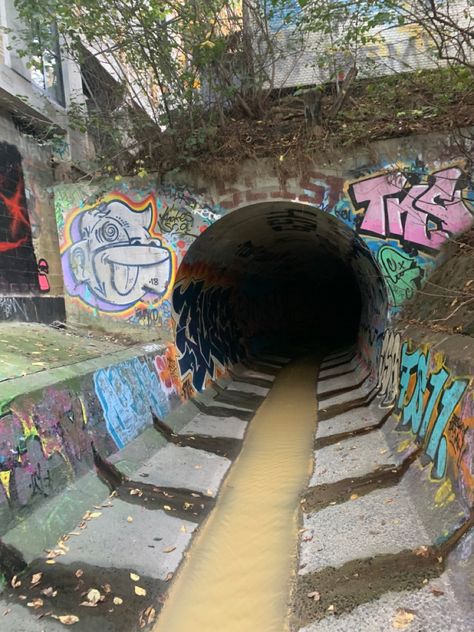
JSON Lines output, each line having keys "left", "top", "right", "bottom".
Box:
{"left": 55, "top": 139, "right": 474, "bottom": 387}
{"left": 377, "top": 328, "right": 474, "bottom": 508}
{"left": 171, "top": 259, "right": 244, "bottom": 393}
{"left": 56, "top": 186, "right": 220, "bottom": 337}
{"left": 0, "top": 342, "right": 184, "bottom": 535}
{"left": 0, "top": 124, "right": 65, "bottom": 323}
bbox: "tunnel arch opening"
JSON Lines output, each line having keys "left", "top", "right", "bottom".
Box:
{"left": 172, "top": 202, "right": 388, "bottom": 391}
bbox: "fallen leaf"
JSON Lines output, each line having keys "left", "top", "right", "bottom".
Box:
{"left": 163, "top": 546, "right": 176, "bottom": 553}
{"left": 2, "top": 608, "right": 11, "bottom": 616}
{"left": 46, "top": 549, "right": 65, "bottom": 559}
{"left": 103, "top": 583, "right": 112, "bottom": 593}
{"left": 350, "top": 493, "right": 359, "bottom": 501}
{"left": 127, "top": 516, "right": 134, "bottom": 523}
{"left": 134, "top": 586, "right": 147, "bottom": 597}
{"left": 392, "top": 608, "right": 415, "bottom": 629}
{"left": 165, "top": 572, "right": 173, "bottom": 582}
{"left": 191, "top": 493, "right": 200, "bottom": 498}
{"left": 180, "top": 525, "right": 187, "bottom": 533}
{"left": 31, "top": 572, "right": 43, "bottom": 586}
{"left": 130, "top": 489, "right": 143, "bottom": 497}
{"left": 75, "top": 569, "right": 84, "bottom": 578}
{"left": 163, "top": 505, "right": 172, "bottom": 511}
{"left": 307, "top": 591, "right": 320, "bottom": 601}
{"left": 27, "top": 598, "right": 44, "bottom": 609}
{"left": 430, "top": 587, "right": 445, "bottom": 597}
{"left": 57, "top": 614, "right": 80, "bottom": 625}
{"left": 130, "top": 573, "right": 140, "bottom": 582}
{"left": 86, "top": 589, "right": 102, "bottom": 605}
{"left": 414, "top": 545, "right": 429, "bottom": 558}
{"left": 41, "top": 587, "right": 57, "bottom": 597}
{"left": 90, "top": 512, "right": 102, "bottom": 519}
{"left": 79, "top": 602, "right": 98, "bottom": 608}
{"left": 113, "top": 597, "right": 123, "bottom": 605}
{"left": 139, "top": 606, "right": 156, "bottom": 627}
{"left": 206, "top": 489, "right": 213, "bottom": 496}
{"left": 327, "top": 604, "right": 335, "bottom": 612}
{"left": 46, "top": 560, "right": 56, "bottom": 565}
{"left": 11, "top": 575, "right": 21, "bottom": 588}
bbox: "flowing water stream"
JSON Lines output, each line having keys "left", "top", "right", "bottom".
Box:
{"left": 154, "top": 357, "right": 318, "bottom": 632}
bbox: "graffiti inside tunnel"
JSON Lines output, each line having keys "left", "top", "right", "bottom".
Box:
{"left": 173, "top": 270, "right": 243, "bottom": 392}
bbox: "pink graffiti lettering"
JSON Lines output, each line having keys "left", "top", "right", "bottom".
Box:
{"left": 350, "top": 167, "right": 473, "bottom": 251}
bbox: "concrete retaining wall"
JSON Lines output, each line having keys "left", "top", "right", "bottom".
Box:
{"left": 376, "top": 326, "right": 474, "bottom": 510}
{"left": 0, "top": 341, "right": 187, "bottom": 537}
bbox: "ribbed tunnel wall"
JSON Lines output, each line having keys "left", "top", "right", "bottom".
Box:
{"left": 172, "top": 203, "right": 388, "bottom": 391}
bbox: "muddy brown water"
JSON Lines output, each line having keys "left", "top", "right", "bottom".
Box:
{"left": 154, "top": 357, "right": 318, "bottom": 632}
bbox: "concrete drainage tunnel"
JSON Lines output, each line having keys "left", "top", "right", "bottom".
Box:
{"left": 173, "top": 202, "right": 387, "bottom": 381}
{"left": 154, "top": 202, "right": 390, "bottom": 632}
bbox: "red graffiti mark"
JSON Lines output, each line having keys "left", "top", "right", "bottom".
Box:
{"left": 0, "top": 174, "right": 30, "bottom": 252}
{"left": 0, "top": 236, "right": 28, "bottom": 252}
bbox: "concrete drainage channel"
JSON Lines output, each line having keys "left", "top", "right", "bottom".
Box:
{"left": 292, "top": 349, "right": 474, "bottom": 632}
{"left": 1, "top": 350, "right": 473, "bottom": 631}
{"left": 0, "top": 355, "right": 283, "bottom": 631}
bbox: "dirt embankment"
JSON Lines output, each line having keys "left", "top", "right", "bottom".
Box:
{"left": 400, "top": 227, "right": 474, "bottom": 336}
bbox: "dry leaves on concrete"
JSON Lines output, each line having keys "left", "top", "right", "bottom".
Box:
{"left": 11, "top": 576, "right": 21, "bottom": 588}
{"left": 53, "top": 614, "right": 80, "bottom": 625}
{"left": 134, "top": 586, "right": 147, "bottom": 597}
{"left": 307, "top": 591, "right": 320, "bottom": 602}
{"left": 139, "top": 606, "right": 156, "bottom": 628}
{"left": 430, "top": 587, "right": 445, "bottom": 597}
{"left": 414, "top": 545, "right": 430, "bottom": 558}
{"left": 30, "top": 572, "right": 43, "bottom": 586}
{"left": 392, "top": 608, "right": 416, "bottom": 629}
{"left": 27, "top": 598, "right": 44, "bottom": 609}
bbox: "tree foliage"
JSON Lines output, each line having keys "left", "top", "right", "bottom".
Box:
{"left": 10, "top": 0, "right": 474, "bottom": 176}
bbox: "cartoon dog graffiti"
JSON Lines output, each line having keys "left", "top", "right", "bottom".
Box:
{"left": 67, "top": 199, "right": 172, "bottom": 308}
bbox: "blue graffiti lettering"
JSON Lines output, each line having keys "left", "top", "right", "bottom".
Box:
{"left": 173, "top": 279, "right": 242, "bottom": 391}
{"left": 94, "top": 357, "right": 170, "bottom": 449}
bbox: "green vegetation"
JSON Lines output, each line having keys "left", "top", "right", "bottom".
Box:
{"left": 9, "top": 0, "right": 474, "bottom": 178}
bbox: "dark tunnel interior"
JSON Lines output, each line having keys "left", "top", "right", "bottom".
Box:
{"left": 172, "top": 203, "right": 388, "bottom": 386}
